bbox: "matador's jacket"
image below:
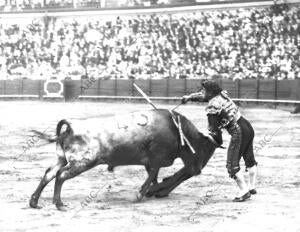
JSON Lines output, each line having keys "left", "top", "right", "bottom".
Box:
{"left": 188, "top": 90, "right": 256, "bottom": 178}
{"left": 188, "top": 90, "right": 241, "bottom": 143}
{"left": 206, "top": 90, "right": 241, "bottom": 129}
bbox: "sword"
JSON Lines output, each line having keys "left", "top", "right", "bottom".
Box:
{"left": 133, "top": 83, "right": 196, "bottom": 154}
{"left": 133, "top": 83, "right": 157, "bottom": 110}
{"left": 172, "top": 102, "right": 183, "bottom": 111}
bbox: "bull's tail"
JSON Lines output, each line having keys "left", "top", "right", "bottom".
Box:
{"left": 31, "top": 119, "right": 73, "bottom": 144}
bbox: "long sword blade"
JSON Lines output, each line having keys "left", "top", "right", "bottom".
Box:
{"left": 133, "top": 83, "right": 195, "bottom": 154}
{"left": 133, "top": 83, "right": 157, "bottom": 109}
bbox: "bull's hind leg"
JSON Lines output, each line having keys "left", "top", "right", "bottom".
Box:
{"left": 136, "top": 166, "right": 159, "bottom": 202}
{"left": 52, "top": 160, "right": 95, "bottom": 210}
{"left": 29, "top": 157, "right": 67, "bottom": 208}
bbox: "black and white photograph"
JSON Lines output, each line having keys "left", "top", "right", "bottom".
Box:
{"left": 0, "top": 0, "right": 299, "bottom": 231}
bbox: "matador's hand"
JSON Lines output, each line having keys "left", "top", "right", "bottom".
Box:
{"left": 181, "top": 95, "right": 190, "bottom": 104}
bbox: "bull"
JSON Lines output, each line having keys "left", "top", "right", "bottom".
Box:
{"left": 29, "top": 109, "right": 217, "bottom": 210}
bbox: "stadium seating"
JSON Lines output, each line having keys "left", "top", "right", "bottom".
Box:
{"left": 0, "top": 3, "right": 299, "bottom": 80}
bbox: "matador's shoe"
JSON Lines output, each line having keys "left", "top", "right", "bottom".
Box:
{"left": 233, "top": 191, "right": 251, "bottom": 202}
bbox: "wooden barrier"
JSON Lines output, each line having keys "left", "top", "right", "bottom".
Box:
{"left": 0, "top": 79, "right": 43, "bottom": 99}
{"left": 0, "top": 79, "right": 300, "bottom": 104}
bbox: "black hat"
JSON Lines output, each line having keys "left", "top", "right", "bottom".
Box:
{"left": 201, "top": 80, "right": 222, "bottom": 97}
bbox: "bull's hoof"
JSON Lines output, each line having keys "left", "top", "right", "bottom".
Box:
{"left": 56, "top": 204, "right": 68, "bottom": 211}
{"left": 55, "top": 201, "right": 68, "bottom": 211}
{"left": 145, "top": 184, "right": 163, "bottom": 197}
{"left": 145, "top": 191, "right": 154, "bottom": 198}
{"left": 29, "top": 197, "right": 41, "bottom": 209}
{"left": 135, "top": 192, "right": 144, "bottom": 202}
{"left": 29, "top": 195, "right": 42, "bottom": 209}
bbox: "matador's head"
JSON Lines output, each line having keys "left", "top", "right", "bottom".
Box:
{"left": 201, "top": 80, "right": 223, "bottom": 101}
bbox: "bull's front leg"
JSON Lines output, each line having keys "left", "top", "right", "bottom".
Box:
{"left": 147, "top": 160, "right": 201, "bottom": 198}
{"left": 145, "top": 165, "right": 159, "bottom": 185}
{"left": 148, "top": 149, "right": 202, "bottom": 198}
{"left": 136, "top": 166, "right": 159, "bottom": 202}
{"left": 146, "top": 166, "right": 192, "bottom": 198}
{"left": 154, "top": 170, "right": 194, "bottom": 198}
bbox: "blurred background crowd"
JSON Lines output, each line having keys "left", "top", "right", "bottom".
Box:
{"left": 0, "top": 0, "right": 194, "bottom": 11}
{"left": 0, "top": 2, "right": 299, "bottom": 80}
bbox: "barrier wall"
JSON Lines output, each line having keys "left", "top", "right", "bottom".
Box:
{"left": 0, "top": 79, "right": 299, "bottom": 102}
{"left": 0, "top": 80, "right": 43, "bottom": 96}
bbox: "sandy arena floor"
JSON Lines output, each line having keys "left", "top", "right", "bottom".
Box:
{"left": 0, "top": 101, "right": 299, "bottom": 232}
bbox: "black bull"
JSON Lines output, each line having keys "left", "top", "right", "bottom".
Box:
{"left": 29, "top": 109, "right": 217, "bottom": 210}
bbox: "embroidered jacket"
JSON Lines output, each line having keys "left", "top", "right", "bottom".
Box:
{"left": 206, "top": 90, "right": 241, "bottom": 128}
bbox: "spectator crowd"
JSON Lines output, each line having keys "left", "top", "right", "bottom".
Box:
{"left": 0, "top": 3, "right": 300, "bottom": 80}
{"left": 0, "top": 0, "right": 172, "bottom": 11}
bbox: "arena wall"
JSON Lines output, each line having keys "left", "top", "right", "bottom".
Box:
{"left": 0, "top": 79, "right": 299, "bottom": 103}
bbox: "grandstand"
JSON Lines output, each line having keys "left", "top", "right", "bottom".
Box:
{"left": 0, "top": 0, "right": 300, "bottom": 108}
{"left": 0, "top": 0, "right": 286, "bottom": 11}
